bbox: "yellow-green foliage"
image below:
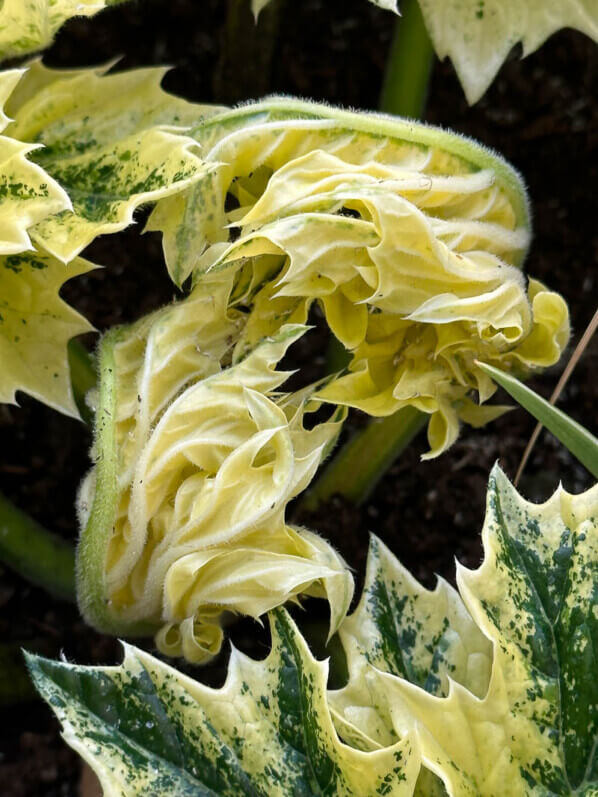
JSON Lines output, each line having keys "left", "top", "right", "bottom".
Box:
{"left": 35, "top": 470, "right": 598, "bottom": 795}
{"left": 77, "top": 280, "right": 352, "bottom": 662}
{"left": 0, "top": 0, "right": 128, "bottom": 60}
{"left": 0, "top": 63, "right": 220, "bottom": 415}
{"left": 4, "top": 62, "right": 218, "bottom": 262}
{"left": 28, "top": 611, "right": 420, "bottom": 796}
{"left": 149, "top": 99, "right": 569, "bottom": 458}
{"left": 418, "top": 0, "right": 598, "bottom": 104}
{"left": 333, "top": 467, "right": 598, "bottom": 795}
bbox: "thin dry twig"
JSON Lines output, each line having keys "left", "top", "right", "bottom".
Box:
{"left": 515, "top": 307, "right": 598, "bottom": 486}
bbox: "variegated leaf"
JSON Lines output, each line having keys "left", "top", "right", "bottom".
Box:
{"left": 28, "top": 609, "right": 420, "bottom": 796}
{"left": 0, "top": 249, "right": 95, "bottom": 416}
{"left": 4, "top": 64, "right": 218, "bottom": 262}
{"left": 374, "top": 465, "right": 598, "bottom": 795}
{"left": 330, "top": 534, "right": 492, "bottom": 795}
{"left": 0, "top": 68, "right": 71, "bottom": 255}
{"left": 419, "top": 0, "right": 598, "bottom": 104}
{"left": 0, "top": 0, "right": 128, "bottom": 60}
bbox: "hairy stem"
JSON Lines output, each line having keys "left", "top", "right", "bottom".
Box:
{"left": 379, "top": 0, "right": 435, "bottom": 117}
{"left": 300, "top": 407, "right": 427, "bottom": 509}
{"left": 0, "top": 493, "right": 75, "bottom": 602}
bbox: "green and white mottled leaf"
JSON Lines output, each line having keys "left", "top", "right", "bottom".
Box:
{"left": 372, "top": 465, "right": 598, "bottom": 795}
{"left": 330, "top": 534, "right": 492, "bottom": 795}
{"left": 477, "top": 360, "right": 598, "bottom": 479}
{"left": 419, "top": 0, "right": 598, "bottom": 104}
{"left": 0, "top": 248, "right": 95, "bottom": 416}
{"left": 4, "top": 63, "right": 217, "bottom": 262}
{"left": 0, "top": 68, "right": 71, "bottom": 254}
{"left": 0, "top": 0, "right": 129, "bottom": 60}
{"left": 28, "top": 609, "right": 420, "bottom": 796}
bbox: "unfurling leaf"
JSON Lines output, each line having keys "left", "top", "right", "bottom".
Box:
{"left": 77, "top": 283, "right": 352, "bottom": 662}
{"left": 0, "top": 249, "right": 95, "bottom": 416}
{"left": 4, "top": 63, "right": 220, "bottom": 262}
{"left": 27, "top": 610, "right": 420, "bottom": 796}
{"left": 337, "top": 466, "right": 598, "bottom": 796}
{"left": 418, "top": 0, "right": 598, "bottom": 104}
{"left": 149, "top": 98, "right": 569, "bottom": 458}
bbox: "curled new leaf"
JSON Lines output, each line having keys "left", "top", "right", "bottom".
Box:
{"left": 4, "top": 62, "right": 221, "bottom": 262}
{"left": 77, "top": 283, "right": 352, "bottom": 662}
{"left": 149, "top": 99, "right": 569, "bottom": 458}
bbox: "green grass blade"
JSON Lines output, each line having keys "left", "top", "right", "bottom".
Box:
{"left": 476, "top": 361, "right": 598, "bottom": 479}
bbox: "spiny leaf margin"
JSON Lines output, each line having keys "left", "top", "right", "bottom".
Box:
{"left": 27, "top": 609, "right": 420, "bottom": 796}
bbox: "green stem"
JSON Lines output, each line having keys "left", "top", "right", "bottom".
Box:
{"left": 379, "top": 0, "right": 434, "bottom": 117}
{"left": 68, "top": 338, "right": 97, "bottom": 424}
{"left": 300, "top": 406, "right": 427, "bottom": 509}
{"left": 0, "top": 493, "right": 75, "bottom": 602}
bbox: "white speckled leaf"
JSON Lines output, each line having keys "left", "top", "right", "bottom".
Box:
{"left": 0, "top": 249, "right": 95, "bottom": 416}
{"left": 28, "top": 609, "right": 419, "bottom": 796}
{"left": 374, "top": 465, "right": 598, "bottom": 795}
{"left": 4, "top": 64, "right": 215, "bottom": 262}
{"left": 329, "top": 534, "right": 492, "bottom": 795}
{"left": 419, "top": 0, "right": 598, "bottom": 103}
{"left": 0, "top": 0, "right": 128, "bottom": 60}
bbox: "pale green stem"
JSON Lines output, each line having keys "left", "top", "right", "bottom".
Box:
{"left": 379, "top": 0, "right": 435, "bottom": 118}
{"left": 0, "top": 492, "right": 75, "bottom": 602}
{"left": 300, "top": 406, "right": 427, "bottom": 509}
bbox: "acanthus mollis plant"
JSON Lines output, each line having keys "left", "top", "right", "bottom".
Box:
{"left": 29, "top": 467, "right": 598, "bottom": 795}
{"left": 77, "top": 275, "right": 352, "bottom": 662}
{"left": 148, "top": 98, "right": 569, "bottom": 458}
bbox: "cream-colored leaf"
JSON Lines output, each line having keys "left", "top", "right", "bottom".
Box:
{"left": 0, "top": 0, "right": 128, "bottom": 60}
{"left": 0, "top": 68, "right": 71, "bottom": 255}
{"left": 373, "top": 466, "right": 598, "bottom": 795}
{"left": 149, "top": 98, "right": 568, "bottom": 458}
{"left": 77, "top": 291, "right": 351, "bottom": 661}
{"left": 4, "top": 64, "right": 217, "bottom": 261}
{"left": 28, "top": 610, "right": 419, "bottom": 796}
{"left": 330, "top": 533, "right": 491, "bottom": 795}
{"left": 0, "top": 248, "right": 95, "bottom": 416}
{"left": 419, "top": 0, "right": 598, "bottom": 104}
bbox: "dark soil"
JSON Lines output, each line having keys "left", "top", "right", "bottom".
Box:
{"left": 1, "top": 1, "right": 597, "bottom": 794}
